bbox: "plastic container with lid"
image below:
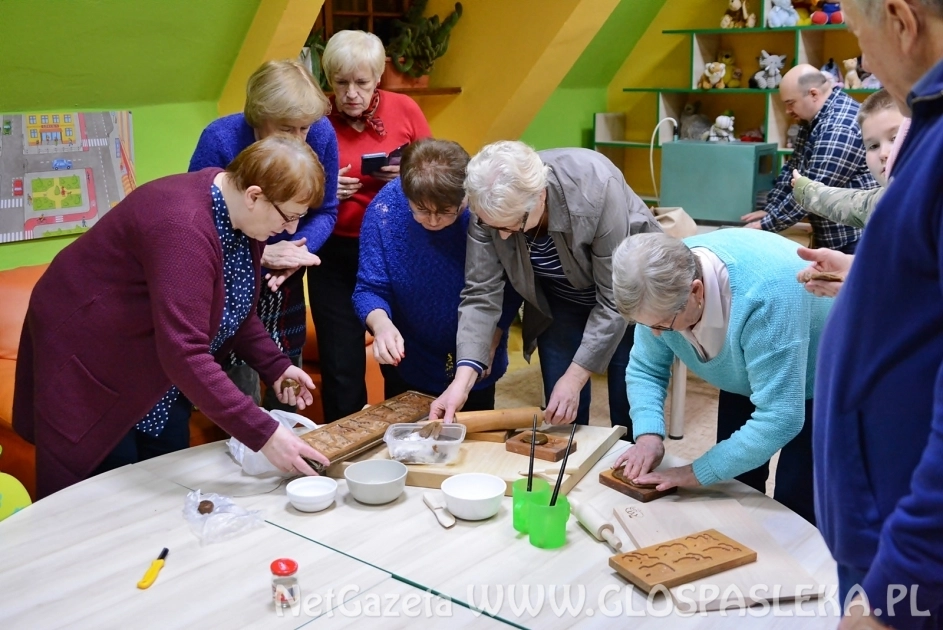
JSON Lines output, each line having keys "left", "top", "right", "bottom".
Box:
{"left": 270, "top": 558, "right": 300, "bottom": 608}
{"left": 383, "top": 422, "right": 466, "bottom": 465}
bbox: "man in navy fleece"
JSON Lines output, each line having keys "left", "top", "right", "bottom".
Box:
{"left": 806, "top": 0, "right": 943, "bottom": 627}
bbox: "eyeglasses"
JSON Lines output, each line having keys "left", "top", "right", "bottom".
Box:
{"left": 269, "top": 199, "right": 307, "bottom": 225}
{"left": 410, "top": 203, "right": 462, "bottom": 218}
{"left": 648, "top": 301, "right": 687, "bottom": 332}
{"left": 475, "top": 211, "right": 529, "bottom": 234}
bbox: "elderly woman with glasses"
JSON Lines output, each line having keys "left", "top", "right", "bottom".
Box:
{"left": 429, "top": 141, "right": 660, "bottom": 433}
{"left": 610, "top": 229, "right": 831, "bottom": 524}
{"left": 14, "top": 136, "right": 332, "bottom": 497}
{"left": 313, "top": 30, "right": 432, "bottom": 422}
{"left": 353, "top": 138, "right": 521, "bottom": 405}
{"left": 189, "top": 59, "right": 339, "bottom": 415}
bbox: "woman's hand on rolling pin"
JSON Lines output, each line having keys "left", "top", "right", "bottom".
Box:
{"left": 613, "top": 434, "right": 665, "bottom": 481}
{"left": 429, "top": 366, "right": 477, "bottom": 422}
{"left": 273, "top": 366, "right": 316, "bottom": 410}
{"left": 634, "top": 464, "right": 700, "bottom": 492}
{"left": 337, "top": 165, "right": 362, "bottom": 200}
{"left": 373, "top": 164, "right": 400, "bottom": 182}
{"left": 261, "top": 423, "right": 330, "bottom": 476}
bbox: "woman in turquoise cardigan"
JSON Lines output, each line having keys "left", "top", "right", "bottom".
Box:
{"left": 611, "top": 229, "right": 831, "bottom": 523}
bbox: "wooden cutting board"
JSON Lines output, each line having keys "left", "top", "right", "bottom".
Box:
{"left": 612, "top": 499, "right": 823, "bottom": 611}
{"left": 329, "top": 424, "right": 626, "bottom": 496}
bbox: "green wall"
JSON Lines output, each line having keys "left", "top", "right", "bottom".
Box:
{"left": 521, "top": 0, "right": 666, "bottom": 149}
{"left": 0, "top": 0, "right": 260, "bottom": 270}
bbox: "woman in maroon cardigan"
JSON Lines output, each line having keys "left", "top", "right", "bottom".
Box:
{"left": 14, "top": 135, "right": 331, "bottom": 497}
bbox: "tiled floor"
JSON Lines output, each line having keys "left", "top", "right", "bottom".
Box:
{"left": 495, "top": 324, "right": 779, "bottom": 496}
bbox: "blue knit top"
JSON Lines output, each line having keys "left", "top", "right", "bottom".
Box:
{"left": 627, "top": 229, "right": 832, "bottom": 486}
{"left": 353, "top": 179, "right": 521, "bottom": 393}
{"left": 189, "top": 113, "right": 339, "bottom": 253}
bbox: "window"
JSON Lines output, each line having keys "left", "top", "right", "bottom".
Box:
{"left": 66, "top": 128, "right": 73, "bottom": 137}
{"left": 65, "top": 114, "right": 72, "bottom": 123}
{"left": 318, "top": 0, "right": 409, "bottom": 44}
{"left": 41, "top": 115, "right": 48, "bottom": 124}
{"left": 29, "top": 115, "right": 36, "bottom": 124}
{"left": 53, "top": 115, "right": 59, "bottom": 123}
{"left": 30, "top": 129, "right": 37, "bottom": 138}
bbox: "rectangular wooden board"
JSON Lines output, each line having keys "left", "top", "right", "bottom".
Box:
{"left": 466, "top": 430, "right": 512, "bottom": 443}
{"left": 609, "top": 528, "right": 756, "bottom": 592}
{"left": 599, "top": 468, "right": 677, "bottom": 502}
{"left": 330, "top": 424, "right": 627, "bottom": 496}
{"left": 505, "top": 431, "right": 575, "bottom": 462}
{"left": 300, "top": 391, "right": 434, "bottom": 462}
{"left": 612, "top": 499, "right": 823, "bottom": 611}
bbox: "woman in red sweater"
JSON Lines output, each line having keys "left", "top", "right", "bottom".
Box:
{"left": 311, "top": 30, "right": 431, "bottom": 421}
{"left": 14, "top": 136, "right": 331, "bottom": 497}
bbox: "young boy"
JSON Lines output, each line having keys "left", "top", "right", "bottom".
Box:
{"left": 791, "top": 89, "right": 908, "bottom": 228}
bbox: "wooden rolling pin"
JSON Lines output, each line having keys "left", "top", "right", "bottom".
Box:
{"left": 569, "top": 498, "right": 623, "bottom": 552}
{"left": 453, "top": 407, "right": 544, "bottom": 434}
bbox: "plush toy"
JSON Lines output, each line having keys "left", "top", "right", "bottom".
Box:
{"left": 750, "top": 50, "right": 787, "bottom": 89}
{"left": 812, "top": 1, "right": 843, "bottom": 23}
{"left": 861, "top": 73, "right": 882, "bottom": 89}
{"left": 705, "top": 115, "right": 736, "bottom": 142}
{"left": 786, "top": 124, "right": 801, "bottom": 149}
{"left": 740, "top": 126, "right": 764, "bottom": 142}
{"left": 717, "top": 51, "right": 740, "bottom": 86}
{"left": 820, "top": 58, "right": 842, "bottom": 85}
{"left": 843, "top": 57, "right": 862, "bottom": 89}
{"left": 728, "top": 67, "right": 744, "bottom": 88}
{"left": 680, "top": 102, "right": 713, "bottom": 140}
{"left": 794, "top": 0, "right": 814, "bottom": 25}
{"left": 720, "top": 0, "right": 757, "bottom": 28}
{"left": 700, "top": 62, "right": 727, "bottom": 89}
{"left": 768, "top": 0, "right": 799, "bottom": 27}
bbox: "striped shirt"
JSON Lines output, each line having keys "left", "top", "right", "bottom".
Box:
{"left": 525, "top": 235, "right": 597, "bottom": 306}
{"left": 760, "top": 88, "right": 877, "bottom": 250}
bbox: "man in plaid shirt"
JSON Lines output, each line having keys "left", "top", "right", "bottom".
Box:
{"left": 743, "top": 64, "right": 878, "bottom": 253}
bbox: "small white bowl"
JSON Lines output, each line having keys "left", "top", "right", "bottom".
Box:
{"left": 344, "top": 460, "right": 408, "bottom": 505}
{"left": 287, "top": 476, "right": 337, "bottom": 512}
{"left": 440, "top": 473, "right": 506, "bottom": 520}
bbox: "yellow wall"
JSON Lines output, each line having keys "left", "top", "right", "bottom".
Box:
{"left": 218, "top": 0, "right": 325, "bottom": 115}
{"left": 418, "top": 0, "right": 621, "bottom": 152}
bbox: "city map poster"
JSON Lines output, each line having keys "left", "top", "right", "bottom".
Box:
{"left": 0, "top": 110, "right": 135, "bottom": 244}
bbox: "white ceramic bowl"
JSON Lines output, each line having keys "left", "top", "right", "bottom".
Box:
{"left": 286, "top": 476, "right": 338, "bottom": 512}
{"left": 344, "top": 460, "right": 408, "bottom": 505}
{"left": 440, "top": 473, "right": 506, "bottom": 520}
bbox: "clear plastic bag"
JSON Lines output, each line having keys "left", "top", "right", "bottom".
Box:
{"left": 227, "top": 409, "right": 317, "bottom": 476}
{"left": 183, "top": 489, "right": 264, "bottom": 545}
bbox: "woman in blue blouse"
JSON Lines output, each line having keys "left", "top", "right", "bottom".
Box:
{"left": 189, "top": 59, "right": 339, "bottom": 414}
{"left": 353, "top": 139, "right": 520, "bottom": 406}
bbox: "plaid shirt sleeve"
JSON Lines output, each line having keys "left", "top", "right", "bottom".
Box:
{"left": 760, "top": 92, "right": 874, "bottom": 247}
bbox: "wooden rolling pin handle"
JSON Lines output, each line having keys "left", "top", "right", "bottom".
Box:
{"left": 454, "top": 407, "right": 543, "bottom": 434}
{"left": 569, "top": 498, "right": 623, "bottom": 551}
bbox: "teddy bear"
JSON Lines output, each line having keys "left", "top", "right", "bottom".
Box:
{"left": 812, "top": 1, "right": 843, "bottom": 24}
{"left": 720, "top": 0, "right": 757, "bottom": 28}
{"left": 680, "top": 102, "right": 713, "bottom": 140}
{"left": 843, "top": 57, "right": 862, "bottom": 89}
{"left": 768, "top": 0, "right": 799, "bottom": 27}
{"left": 705, "top": 115, "right": 736, "bottom": 142}
{"left": 750, "top": 50, "right": 787, "bottom": 89}
{"left": 700, "top": 62, "right": 727, "bottom": 89}
{"left": 717, "top": 51, "right": 740, "bottom": 86}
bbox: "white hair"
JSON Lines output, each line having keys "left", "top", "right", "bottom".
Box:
{"left": 612, "top": 232, "right": 698, "bottom": 321}
{"left": 464, "top": 140, "right": 549, "bottom": 223}
{"left": 322, "top": 30, "right": 386, "bottom": 86}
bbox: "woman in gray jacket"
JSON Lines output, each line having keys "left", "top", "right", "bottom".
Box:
{"left": 430, "top": 141, "right": 660, "bottom": 431}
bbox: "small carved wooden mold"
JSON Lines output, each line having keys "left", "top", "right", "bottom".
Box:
{"left": 505, "top": 430, "right": 576, "bottom": 462}
{"left": 609, "top": 528, "right": 757, "bottom": 592}
{"left": 599, "top": 468, "right": 677, "bottom": 503}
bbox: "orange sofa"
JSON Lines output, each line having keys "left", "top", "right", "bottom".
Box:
{"left": 0, "top": 263, "right": 383, "bottom": 499}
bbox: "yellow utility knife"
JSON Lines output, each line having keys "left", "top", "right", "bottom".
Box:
{"left": 137, "top": 548, "right": 169, "bottom": 589}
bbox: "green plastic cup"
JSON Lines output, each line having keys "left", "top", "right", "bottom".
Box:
{"left": 528, "top": 495, "right": 570, "bottom": 549}
{"left": 512, "top": 478, "right": 551, "bottom": 534}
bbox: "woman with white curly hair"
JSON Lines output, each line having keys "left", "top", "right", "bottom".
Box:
{"left": 429, "top": 141, "right": 659, "bottom": 433}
